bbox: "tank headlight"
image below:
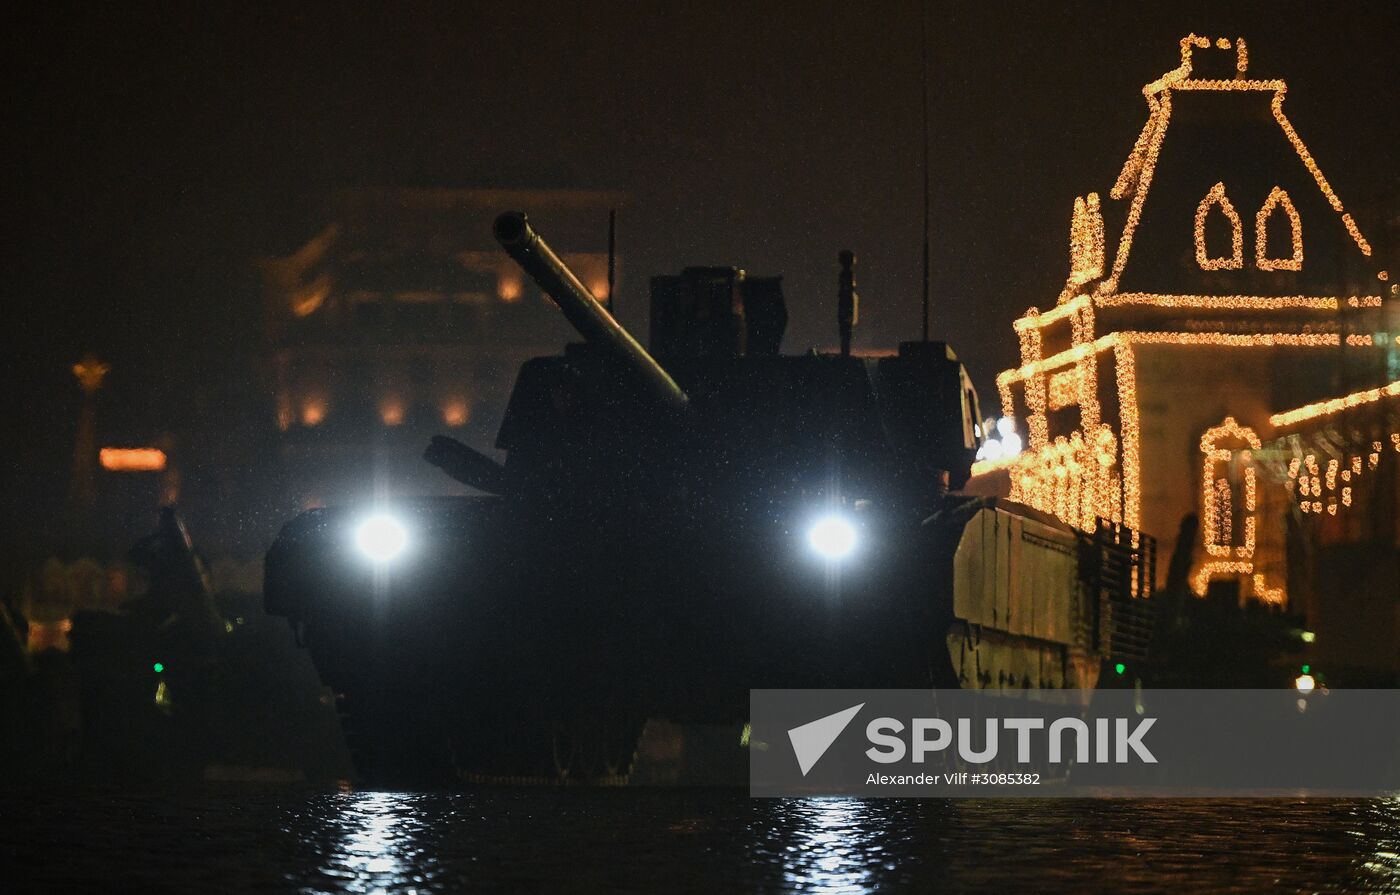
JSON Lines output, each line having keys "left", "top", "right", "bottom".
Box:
{"left": 808, "top": 514, "right": 858, "bottom": 561}
{"left": 355, "top": 514, "right": 409, "bottom": 563}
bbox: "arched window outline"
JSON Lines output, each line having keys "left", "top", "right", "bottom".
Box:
{"left": 1199, "top": 417, "right": 1259, "bottom": 561}
{"left": 1194, "top": 182, "right": 1243, "bottom": 270}
{"left": 1194, "top": 417, "right": 1286, "bottom": 602}
{"left": 1255, "top": 186, "right": 1303, "bottom": 271}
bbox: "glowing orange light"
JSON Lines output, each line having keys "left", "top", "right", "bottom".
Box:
{"left": 72, "top": 356, "right": 110, "bottom": 393}
{"left": 27, "top": 620, "right": 72, "bottom": 654}
{"left": 499, "top": 276, "right": 522, "bottom": 302}
{"left": 290, "top": 276, "right": 331, "bottom": 317}
{"left": 99, "top": 448, "right": 167, "bottom": 472}
{"left": 276, "top": 396, "right": 295, "bottom": 432}
{"left": 380, "top": 400, "right": 405, "bottom": 427}
{"left": 441, "top": 400, "right": 470, "bottom": 427}
{"left": 301, "top": 399, "right": 327, "bottom": 427}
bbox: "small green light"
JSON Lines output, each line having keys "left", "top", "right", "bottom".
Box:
{"left": 1114, "top": 663, "right": 1126, "bottom": 675}
{"left": 1301, "top": 664, "right": 1310, "bottom": 674}
{"left": 153, "top": 662, "right": 164, "bottom": 673}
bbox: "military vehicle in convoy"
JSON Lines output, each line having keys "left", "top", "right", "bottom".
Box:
{"left": 265, "top": 212, "right": 1153, "bottom": 786}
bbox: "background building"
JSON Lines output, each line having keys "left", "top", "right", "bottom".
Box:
{"left": 970, "top": 36, "right": 1397, "bottom": 674}
{"left": 259, "top": 187, "right": 625, "bottom": 509}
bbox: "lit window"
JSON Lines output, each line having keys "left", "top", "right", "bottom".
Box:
{"left": 441, "top": 400, "right": 469, "bottom": 427}
{"left": 380, "top": 400, "right": 405, "bottom": 427}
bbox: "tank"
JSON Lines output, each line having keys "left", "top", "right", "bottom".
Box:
{"left": 264, "top": 212, "right": 1154, "bottom": 786}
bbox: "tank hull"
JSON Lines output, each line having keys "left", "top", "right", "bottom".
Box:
{"left": 266, "top": 495, "right": 1131, "bottom": 785}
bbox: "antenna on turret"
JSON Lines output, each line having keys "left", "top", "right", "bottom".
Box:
{"left": 919, "top": 0, "right": 931, "bottom": 343}
{"left": 606, "top": 209, "right": 617, "bottom": 314}
{"left": 838, "top": 250, "right": 858, "bottom": 356}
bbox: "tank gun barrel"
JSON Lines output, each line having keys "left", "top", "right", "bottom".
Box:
{"left": 494, "top": 211, "right": 688, "bottom": 412}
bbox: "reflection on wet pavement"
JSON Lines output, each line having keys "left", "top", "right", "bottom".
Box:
{"left": 2, "top": 789, "right": 1399, "bottom": 893}
{"left": 307, "top": 792, "right": 436, "bottom": 894}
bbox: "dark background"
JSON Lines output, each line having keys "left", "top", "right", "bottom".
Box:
{"left": 5, "top": 0, "right": 1397, "bottom": 524}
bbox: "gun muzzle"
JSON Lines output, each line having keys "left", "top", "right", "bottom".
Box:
{"left": 494, "top": 211, "right": 688, "bottom": 413}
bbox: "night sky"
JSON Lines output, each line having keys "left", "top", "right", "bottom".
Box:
{"left": 6, "top": 1, "right": 1397, "bottom": 515}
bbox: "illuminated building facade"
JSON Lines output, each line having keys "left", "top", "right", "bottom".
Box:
{"left": 260, "top": 188, "right": 624, "bottom": 507}
{"left": 970, "top": 36, "right": 1398, "bottom": 613}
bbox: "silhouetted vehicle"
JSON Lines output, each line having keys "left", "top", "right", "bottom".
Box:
{"left": 265, "top": 213, "right": 1152, "bottom": 786}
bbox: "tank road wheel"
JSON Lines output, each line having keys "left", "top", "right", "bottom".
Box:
{"left": 550, "top": 720, "right": 577, "bottom": 782}
{"left": 566, "top": 711, "right": 644, "bottom": 784}
{"left": 448, "top": 715, "right": 553, "bottom": 784}
{"left": 450, "top": 699, "right": 644, "bottom": 785}
{"left": 601, "top": 713, "right": 645, "bottom": 782}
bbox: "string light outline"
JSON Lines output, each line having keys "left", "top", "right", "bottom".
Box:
{"left": 1255, "top": 186, "right": 1303, "bottom": 271}
{"left": 1195, "top": 182, "right": 1244, "bottom": 270}
{"left": 1270, "top": 381, "right": 1400, "bottom": 428}
{"left": 1095, "top": 34, "right": 1378, "bottom": 296}
{"left": 980, "top": 35, "right": 1389, "bottom": 604}
{"left": 1022, "top": 293, "right": 1382, "bottom": 333}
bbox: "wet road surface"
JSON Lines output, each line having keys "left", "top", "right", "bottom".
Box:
{"left": 2, "top": 788, "right": 1398, "bottom": 893}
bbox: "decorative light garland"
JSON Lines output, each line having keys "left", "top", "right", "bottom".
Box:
{"left": 1198, "top": 417, "right": 1260, "bottom": 564}
{"left": 1285, "top": 436, "right": 1397, "bottom": 519}
{"left": 1097, "top": 35, "right": 1377, "bottom": 293}
{"left": 1068, "top": 193, "right": 1106, "bottom": 287}
{"left": 1048, "top": 368, "right": 1082, "bottom": 411}
{"left": 1001, "top": 331, "right": 1353, "bottom": 392}
{"left": 1103, "top": 91, "right": 1170, "bottom": 291}
{"left": 1255, "top": 187, "right": 1303, "bottom": 271}
{"left": 1212, "top": 478, "right": 1232, "bottom": 549}
{"left": 1004, "top": 426, "right": 1122, "bottom": 533}
{"left": 1193, "top": 561, "right": 1253, "bottom": 597}
{"left": 1015, "top": 295, "right": 1086, "bottom": 330}
{"left": 1014, "top": 293, "right": 1382, "bottom": 335}
{"left": 998, "top": 330, "right": 1366, "bottom": 540}
{"left": 1195, "top": 183, "right": 1244, "bottom": 270}
{"left": 1269, "top": 380, "right": 1400, "bottom": 428}
{"left": 1179, "top": 79, "right": 1286, "bottom": 91}
{"left": 1097, "top": 293, "right": 1341, "bottom": 310}
{"left": 989, "top": 35, "right": 1388, "bottom": 606}
{"left": 1270, "top": 93, "right": 1373, "bottom": 257}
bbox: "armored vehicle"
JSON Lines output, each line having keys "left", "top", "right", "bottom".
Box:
{"left": 265, "top": 213, "right": 1152, "bottom": 785}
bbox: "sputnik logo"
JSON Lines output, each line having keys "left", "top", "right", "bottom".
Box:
{"left": 787, "top": 703, "right": 864, "bottom": 776}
